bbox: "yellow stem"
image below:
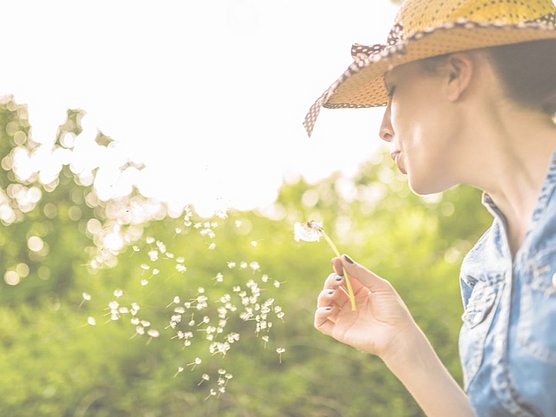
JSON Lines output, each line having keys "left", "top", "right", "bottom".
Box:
{"left": 321, "top": 231, "right": 357, "bottom": 311}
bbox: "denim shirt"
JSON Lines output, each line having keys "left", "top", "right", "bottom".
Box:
{"left": 459, "top": 152, "right": 556, "bottom": 417}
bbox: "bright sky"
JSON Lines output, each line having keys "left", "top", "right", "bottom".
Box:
{"left": 0, "top": 0, "right": 399, "bottom": 216}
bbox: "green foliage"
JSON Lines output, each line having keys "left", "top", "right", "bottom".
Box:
{"left": 0, "top": 98, "right": 492, "bottom": 416}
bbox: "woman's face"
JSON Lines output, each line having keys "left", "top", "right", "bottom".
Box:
{"left": 379, "top": 60, "right": 464, "bottom": 195}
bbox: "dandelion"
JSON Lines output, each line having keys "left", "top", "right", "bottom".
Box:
{"left": 276, "top": 347, "right": 286, "bottom": 363}
{"left": 293, "top": 220, "right": 357, "bottom": 311}
{"left": 147, "top": 329, "right": 160, "bottom": 338}
{"left": 188, "top": 357, "right": 202, "bottom": 370}
{"left": 198, "top": 373, "right": 210, "bottom": 385}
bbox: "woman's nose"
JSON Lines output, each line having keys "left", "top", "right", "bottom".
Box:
{"left": 379, "top": 104, "right": 394, "bottom": 143}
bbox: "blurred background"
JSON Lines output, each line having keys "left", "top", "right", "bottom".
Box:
{"left": 0, "top": 1, "right": 492, "bottom": 416}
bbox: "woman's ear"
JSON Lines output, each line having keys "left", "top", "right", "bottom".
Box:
{"left": 445, "top": 53, "right": 474, "bottom": 102}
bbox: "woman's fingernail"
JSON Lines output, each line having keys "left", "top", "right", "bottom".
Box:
{"left": 328, "top": 289, "right": 335, "bottom": 295}
{"left": 343, "top": 254, "right": 354, "bottom": 264}
{"left": 325, "top": 306, "right": 332, "bottom": 311}
{"left": 335, "top": 275, "right": 343, "bottom": 282}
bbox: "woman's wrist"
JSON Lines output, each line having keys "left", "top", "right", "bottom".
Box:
{"left": 380, "top": 324, "right": 475, "bottom": 417}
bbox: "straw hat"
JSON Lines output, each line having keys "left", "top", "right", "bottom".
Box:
{"left": 303, "top": 0, "right": 556, "bottom": 137}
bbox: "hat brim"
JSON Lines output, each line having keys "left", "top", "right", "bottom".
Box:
{"left": 327, "top": 23, "right": 556, "bottom": 108}
{"left": 304, "top": 19, "right": 556, "bottom": 136}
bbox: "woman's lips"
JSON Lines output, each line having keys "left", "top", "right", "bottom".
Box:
{"left": 391, "top": 151, "right": 407, "bottom": 175}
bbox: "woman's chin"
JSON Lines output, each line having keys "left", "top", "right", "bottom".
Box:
{"left": 407, "top": 176, "right": 451, "bottom": 196}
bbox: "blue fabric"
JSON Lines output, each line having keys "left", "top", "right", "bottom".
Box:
{"left": 459, "top": 151, "right": 556, "bottom": 417}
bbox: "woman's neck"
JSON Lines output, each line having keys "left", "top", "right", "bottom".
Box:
{"left": 463, "top": 106, "right": 556, "bottom": 256}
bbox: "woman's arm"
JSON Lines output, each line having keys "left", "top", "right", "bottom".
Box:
{"left": 314, "top": 255, "right": 476, "bottom": 417}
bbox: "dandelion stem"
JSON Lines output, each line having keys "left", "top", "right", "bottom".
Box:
{"left": 320, "top": 231, "right": 357, "bottom": 311}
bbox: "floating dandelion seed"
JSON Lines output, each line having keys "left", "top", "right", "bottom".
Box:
{"left": 198, "top": 373, "right": 210, "bottom": 385}
{"left": 187, "top": 357, "right": 202, "bottom": 370}
{"left": 208, "top": 242, "right": 216, "bottom": 250}
{"left": 293, "top": 220, "right": 357, "bottom": 311}
{"left": 276, "top": 347, "right": 286, "bottom": 363}
{"left": 147, "top": 329, "right": 160, "bottom": 338}
{"left": 82, "top": 292, "right": 92, "bottom": 301}
{"left": 250, "top": 240, "right": 258, "bottom": 247}
{"left": 113, "top": 289, "right": 123, "bottom": 298}
{"left": 87, "top": 316, "right": 96, "bottom": 326}
{"left": 174, "top": 366, "right": 184, "bottom": 377}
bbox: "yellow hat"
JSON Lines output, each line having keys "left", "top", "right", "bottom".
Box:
{"left": 303, "top": 0, "right": 556, "bottom": 137}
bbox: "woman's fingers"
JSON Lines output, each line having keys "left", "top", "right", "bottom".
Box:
{"left": 317, "top": 281, "right": 350, "bottom": 308}
{"left": 337, "top": 255, "right": 392, "bottom": 293}
{"left": 314, "top": 305, "right": 337, "bottom": 335}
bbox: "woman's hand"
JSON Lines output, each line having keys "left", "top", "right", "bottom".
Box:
{"left": 315, "top": 255, "right": 477, "bottom": 417}
{"left": 314, "top": 255, "right": 418, "bottom": 363}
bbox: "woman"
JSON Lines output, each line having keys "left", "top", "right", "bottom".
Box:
{"left": 304, "top": 0, "right": 556, "bottom": 416}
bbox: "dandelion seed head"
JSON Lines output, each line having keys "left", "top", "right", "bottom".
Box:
{"left": 146, "top": 236, "right": 155, "bottom": 244}
{"left": 141, "top": 279, "right": 149, "bottom": 286}
{"left": 273, "top": 280, "right": 281, "bottom": 288}
{"left": 140, "top": 264, "right": 150, "bottom": 271}
{"left": 132, "top": 245, "right": 140, "bottom": 252}
{"left": 113, "top": 289, "right": 123, "bottom": 298}
{"left": 227, "top": 262, "right": 236, "bottom": 269}
{"left": 109, "top": 301, "right": 119, "bottom": 310}
{"left": 152, "top": 268, "right": 160, "bottom": 275}
{"left": 249, "top": 261, "right": 260, "bottom": 271}
{"left": 208, "top": 242, "right": 216, "bottom": 250}
{"left": 250, "top": 240, "right": 257, "bottom": 247}
{"left": 148, "top": 250, "right": 159, "bottom": 261}
{"left": 172, "top": 296, "right": 180, "bottom": 304}
{"left": 294, "top": 221, "right": 323, "bottom": 242}
{"left": 87, "top": 316, "right": 96, "bottom": 326}
{"left": 215, "top": 273, "right": 224, "bottom": 283}
{"left": 176, "top": 264, "right": 187, "bottom": 272}
{"left": 136, "top": 326, "right": 145, "bottom": 335}
{"left": 82, "top": 292, "right": 92, "bottom": 301}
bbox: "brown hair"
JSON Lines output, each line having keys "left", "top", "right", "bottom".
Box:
{"left": 422, "top": 39, "right": 556, "bottom": 115}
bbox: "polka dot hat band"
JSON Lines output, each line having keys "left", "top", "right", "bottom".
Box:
{"left": 303, "top": 0, "right": 556, "bottom": 137}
